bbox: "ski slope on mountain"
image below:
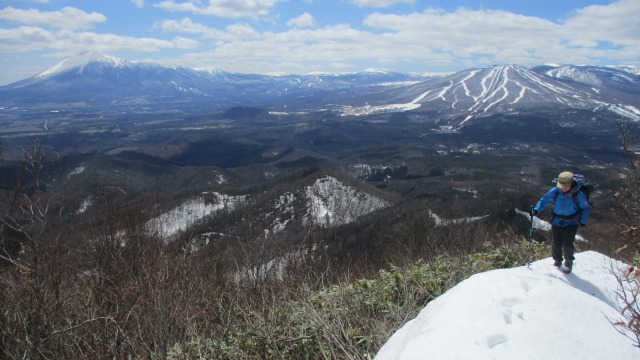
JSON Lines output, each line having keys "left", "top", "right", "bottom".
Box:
{"left": 376, "top": 251, "right": 638, "bottom": 360}
{"left": 352, "top": 65, "right": 613, "bottom": 122}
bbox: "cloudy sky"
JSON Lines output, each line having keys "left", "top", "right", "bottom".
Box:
{"left": 0, "top": 0, "right": 638, "bottom": 85}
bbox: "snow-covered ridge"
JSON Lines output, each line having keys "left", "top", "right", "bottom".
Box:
{"left": 304, "top": 176, "right": 389, "bottom": 227}
{"left": 376, "top": 251, "right": 638, "bottom": 359}
{"left": 142, "top": 176, "right": 390, "bottom": 244}
{"left": 542, "top": 64, "right": 640, "bottom": 86}
{"left": 147, "top": 192, "right": 247, "bottom": 241}
{"left": 343, "top": 163, "right": 408, "bottom": 181}
{"left": 608, "top": 65, "right": 640, "bottom": 76}
{"left": 544, "top": 65, "right": 603, "bottom": 87}
{"left": 345, "top": 163, "right": 389, "bottom": 180}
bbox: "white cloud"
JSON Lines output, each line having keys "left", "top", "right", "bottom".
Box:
{"left": 286, "top": 13, "right": 316, "bottom": 28}
{"left": 226, "top": 23, "right": 261, "bottom": 38}
{"left": 0, "top": 25, "right": 181, "bottom": 54}
{"left": 359, "top": 3, "right": 639, "bottom": 66}
{"left": 158, "top": 17, "right": 260, "bottom": 40}
{"left": 158, "top": 0, "right": 640, "bottom": 74}
{"left": 562, "top": 0, "right": 640, "bottom": 48}
{"left": 162, "top": 23, "right": 429, "bottom": 74}
{"left": 350, "top": 0, "right": 414, "bottom": 8}
{"left": 0, "top": 26, "right": 55, "bottom": 51}
{"left": 55, "top": 30, "right": 177, "bottom": 52}
{"left": 0, "top": 6, "right": 106, "bottom": 30}
{"left": 359, "top": 8, "right": 561, "bottom": 66}
{"left": 155, "top": 0, "right": 279, "bottom": 18}
{"left": 131, "top": 0, "right": 145, "bottom": 8}
{"left": 172, "top": 36, "right": 200, "bottom": 49}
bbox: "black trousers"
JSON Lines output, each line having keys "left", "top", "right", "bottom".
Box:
{"left": 551, "top": 225, "right": 578, "bottom": 262}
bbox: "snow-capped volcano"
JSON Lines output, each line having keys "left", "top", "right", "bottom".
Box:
{"left": 0, "top": 51, "right": 433, "bottom": 107}
{"left": 35, "top": 51, "right": 130, "bottom": 79}
{"left": 1, "top": 51, "right": 238, "bottom": 104}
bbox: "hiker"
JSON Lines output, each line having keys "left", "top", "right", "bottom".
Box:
{"left": 532, "top": 171, "right": 591, "bottom": 273}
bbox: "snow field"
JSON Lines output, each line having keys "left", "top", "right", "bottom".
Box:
{"left": 375, "top": 251, "right": 638, "bottom": 360}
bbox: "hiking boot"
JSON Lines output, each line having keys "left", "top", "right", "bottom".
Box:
{"left": 553, "top": 260, "right": 562, "bottom": 267}
{"left": 562, "top": 260, "right": 573, "bottom": 273}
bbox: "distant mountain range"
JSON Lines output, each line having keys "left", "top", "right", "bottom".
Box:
{"left": 343, "top": 64, "right": 640, "bottom": 126}
{"left": 0, "top": 51, "right": 433, "bottom": 109}
{"left": 1, "top": 52, "right": 639, "bottom": 126}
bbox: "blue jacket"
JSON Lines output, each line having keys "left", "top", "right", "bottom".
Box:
{"left": 534, "top": 184, "right": 591, "bottom": 227}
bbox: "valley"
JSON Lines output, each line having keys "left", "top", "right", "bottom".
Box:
{"left": 0, "top": 102, "right": 628, "bottom": 248}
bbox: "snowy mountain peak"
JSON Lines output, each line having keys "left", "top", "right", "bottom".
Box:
{"left": 35, "top": 51, "right": 129, "bottom": 78}
{"left": 362, "top": 68, "right": 393, "bottom": 74}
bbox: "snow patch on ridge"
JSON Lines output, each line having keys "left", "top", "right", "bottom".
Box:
{"left": 67, "top": 165, "right": 86, "bottom": 179}
{"left": 147, "top": 192, "right": 247, "bottom": 241}
{"left": 304, "top": 176, "right": 389, "bottom": 227}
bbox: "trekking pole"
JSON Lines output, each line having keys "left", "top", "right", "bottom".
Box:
{"left": 527, "top": 206, "right": 534, "bottom": 269}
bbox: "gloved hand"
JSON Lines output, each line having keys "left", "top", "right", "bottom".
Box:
{"left": 530, "top": 208, "right": 538, "bottom": 216}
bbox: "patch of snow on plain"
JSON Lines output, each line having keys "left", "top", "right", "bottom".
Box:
{"left": 428, "top": 209, "right": 488, "bottom": 226}
{"left": 78, "top": 196, "right": 92, "bottom": 214}
{"left": 67, "top": 165, "right": 86, "bottom": 179}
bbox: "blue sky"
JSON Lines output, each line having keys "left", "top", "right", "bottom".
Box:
{"left": 0, "top": 0, "right": 638, "bottom": 85}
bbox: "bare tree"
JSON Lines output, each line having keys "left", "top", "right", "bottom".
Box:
{"left": 612, "top": 119, "right": 640, "bottom": 347}
{"left": 0, "top": 138, "right": 59, "bottom": 359}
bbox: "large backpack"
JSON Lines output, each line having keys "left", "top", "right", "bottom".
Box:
{"left": 552, "top": 173, "right": 596, "bottom": 208}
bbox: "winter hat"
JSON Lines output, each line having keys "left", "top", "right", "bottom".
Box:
{"left": 556, "top": 171, "right": 574, "bottom": 191}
